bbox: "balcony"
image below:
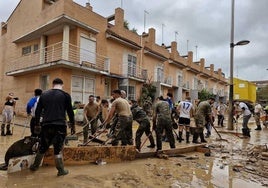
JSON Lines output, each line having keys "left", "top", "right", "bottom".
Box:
{"left": 6, "top": 42, "right": 110, "bottom": 76}
{"left": 182, "top": 82, "right": 190, "bottom": 90}
{"left": 157, "top": 75, "right": 173, "bottom": 87}
{"left": 120, "top": 64, "right": 148, "bottom": 82}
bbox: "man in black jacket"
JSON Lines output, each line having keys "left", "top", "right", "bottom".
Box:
{"left": 30, "top": 78, "right": 75, "bottom": 176}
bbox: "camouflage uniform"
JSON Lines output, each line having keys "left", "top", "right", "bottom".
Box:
{"left": 153, "top": 100, "right": 175, "bottom": 151}
{"left": 110, "top": 98, "right": 133, "bottom": 146}
{"left": 194, "top": 100, "right": 212, "bottom": 143}
{"left": 131, "top": 103, "right": 155, "bottom": 151}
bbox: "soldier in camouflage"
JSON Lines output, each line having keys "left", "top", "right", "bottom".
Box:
{"left": 193, "top": 97, "right": 215, "bottom": 143}
{"left": 153, "top": 96, "right": 175, "bottom": 151}
{"left": 130, "top": 100, "right": 155, "bottom": 151}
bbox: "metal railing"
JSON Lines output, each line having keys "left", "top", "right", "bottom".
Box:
{"left": 7, "top": 42, "right": 110, "bottom": 73}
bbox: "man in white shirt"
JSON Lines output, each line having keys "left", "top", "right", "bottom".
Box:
{"left": 177, "top": 96, "right": 193, "bottom": 143}
{"left": 254, "top": 102, "right": 263, "bottom": 130}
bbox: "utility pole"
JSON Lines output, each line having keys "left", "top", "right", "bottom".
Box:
{"left": 175, "top": 31, "right": 178, "bottom": 42}
{"left": 161, "top": 23, "right": 165, "bottom": 45}
{"left": 195, "top": 45, "right": 198, "bottom": 61}
{"left": 144, "top": 10, "right": 149, "bottom": 33}
{"left": 187, "top": 40, "right": 189, "bottom": 52}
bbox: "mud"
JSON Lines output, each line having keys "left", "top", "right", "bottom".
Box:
{"left": 1, "top": 117, "right": 268, "bottom": 188}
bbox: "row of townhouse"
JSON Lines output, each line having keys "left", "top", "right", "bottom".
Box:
{"left": 0, "top": 0, "right": 228, "bottom": 116}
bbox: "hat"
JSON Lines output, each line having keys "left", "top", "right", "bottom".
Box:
{"left": 52, "top": 78, "right": 63, "bottom": 85}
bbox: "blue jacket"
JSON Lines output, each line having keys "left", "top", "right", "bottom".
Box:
{"left": 26, "top": 97, "right": 38, "bottom": 115}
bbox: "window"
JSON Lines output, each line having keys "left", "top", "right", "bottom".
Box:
{"left": 128, "top": 86, "right": 135, "bottom": 100}
{"left": 193, "top": 77, "right": 199, "bottom": 89}
{"left": 178, "top": 74, "right": 183, "bottom": 86}
{"left": 71, "top": 76, "right": 95, "bottom": 104}
{"left": 157, "top": 67, "right": 164, "bottom": 82}
{"left": 33, "top": 44, "right": 39, "bottom": 52}
{"left": 119, "top": 85, "right": 136, "bottom": 100}
{"left": 40, "top": 75, "right": 49, "bottom": 91}
{"left": 127, "top": 55, "right": 136, "bottom": 77}
{"left": 22, "top": 46, "right": 31, "bottom": 55}
{"left": 80, "top": 37, "right": 96, "bottom": 64}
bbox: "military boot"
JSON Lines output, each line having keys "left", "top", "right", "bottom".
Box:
{"left": 55, "top": 154, "right": 68, "bottom": 176}
{"left": 6, "top": 124, "right": 12, "bottom": 135}
{"left": 1, "top": 124, "right": 5, "bottom": 136}
{"left": 147, "top": 133, "right": 155, "bottom": 148}
{"left": 186, "top": 132, "right": 190, "bottom": 143}
{"left": 242, "top": 128, "right": 247, "bottom": 136}
{"left": 30, "top": 153, "right": 44, "bottom": 171}
{"left": 255, "top": 125, "right": 262, "bottom": 131}
{"left": 192, "top": 133, "right": 200, "bottom": 144}
{"left": 178, "top": 131, "right": 183, "bottom": 143}
{"left": 200, "top": 133, "right": 207, "bottom": 143}
{"left": 246, "top": 128, "right": 251, "bottom": 137}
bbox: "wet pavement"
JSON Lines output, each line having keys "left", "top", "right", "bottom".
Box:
{"left": 0, "top": 116, "right": 268, "bottom": 187}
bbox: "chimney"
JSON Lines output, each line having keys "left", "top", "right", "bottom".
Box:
{"left": 115, "top": 8, "right": 124, "bottom": 28}
{"left": 86, "top": 2, "right": 92, "bottom": 11}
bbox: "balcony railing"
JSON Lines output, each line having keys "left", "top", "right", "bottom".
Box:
{"left": 7, "top": 42, "right": 110, "bottom": 74}
{"left": 157, "top": 75, "right": 173, "bottom": 86}
{"left": 120, "top": 63, "right": 148, "bottom": 81}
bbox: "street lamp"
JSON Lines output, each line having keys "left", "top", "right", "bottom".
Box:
{"left": 227, "top": 0, "right": 250, "bottom": 130}
{"left": 227, "top": 40, "right": 250, "bottom": 130}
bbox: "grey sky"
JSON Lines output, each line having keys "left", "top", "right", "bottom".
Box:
{"left": 1, "top": 0, "right": 267, "bottom": 81}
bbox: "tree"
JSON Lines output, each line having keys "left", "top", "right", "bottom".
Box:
{"left": 198, "top": 89, "right": 214, "bottom": 101}
{"left": 124, "top": 20, "right": 129, "bottom": 30}
{"left": 124, "top": 20, "right": 138, "bottom": 34}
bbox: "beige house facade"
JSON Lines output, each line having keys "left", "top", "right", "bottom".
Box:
{"left": 0, "top": 0, "right": 228, "bottom": 116}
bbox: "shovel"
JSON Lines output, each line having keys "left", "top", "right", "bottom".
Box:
{"left": 21, "top": 116, "right": 30, "bottom": 138}
{"left": 211, "top": 125, "right": 228, "bottom": 142}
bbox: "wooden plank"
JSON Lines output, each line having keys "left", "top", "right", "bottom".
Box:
{"left": 43, "top": 146, "right": 136, "bottom": 166}
{"left": 196, "top": 146, "right": 211, "bottom": 153}
{"left": 262, "top": 152, "right": 268, "bottom": 158}
{"left": 135, "top": 144, "right": 206, "bottom": 159}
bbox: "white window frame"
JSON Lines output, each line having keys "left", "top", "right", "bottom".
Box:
{"left": 71, "top": 75, "right": 95, "bottom": 104}
{"left": 127, "top": 54, "right": 137, "bottom": 77}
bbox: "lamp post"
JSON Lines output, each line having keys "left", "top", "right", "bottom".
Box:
{"left": 227, "top": 0, "right": 250, "bottom": 130}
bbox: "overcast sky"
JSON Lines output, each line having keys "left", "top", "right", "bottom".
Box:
{"left": 1, "top": 0, "right": 267, "bottom": 81}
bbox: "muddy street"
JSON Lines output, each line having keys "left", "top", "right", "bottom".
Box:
{"left": 0, "top": 117, "right": 268, "bottom": 188}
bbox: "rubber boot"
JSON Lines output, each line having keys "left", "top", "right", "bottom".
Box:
{"left": 242, "top": 128, "right": 247, "bottom": 136}
{"left": 147, "top": 133, "right": 155, "bottom": 148}
{"left": 55, "top": 154, "right": 69, "bottom": 176}
{"left": 192, "top": 133, "right": 200, "bottom": 144}
{"left": 30, "top": 153, "right": 44, "bottom": 171}
{"left": 200, "top": 133, "right": 207, "bottom": 143}
{"left": 178, "top": 131, "right": 183, "bottom": 143}
{"left": 6, "top": 124, "right": 12, "bottom": 135}
{"left": 255, "top": 125, "right": 262, "bottom": 131}
{"left": 246, "top": 128, "right": 251, "bottom": 137}
{"left": 186, "top": 132, "right": 190, "bottom": 143}
{"left": 1, "top": 124, "right": 6, "bottom": 136}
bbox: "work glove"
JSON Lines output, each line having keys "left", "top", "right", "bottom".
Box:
{"left": 34, "top": 125, "right": 42, "bottom": 135}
